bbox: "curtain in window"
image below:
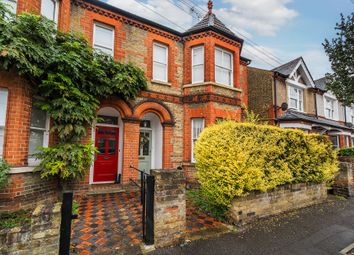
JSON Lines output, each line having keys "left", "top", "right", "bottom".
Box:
{"left": 215, "top": 48, "right": 232, "bottom": 86}
{"left": 192, "top": 46, "right": 204, "bottom": 83}
{"left": 93, "top": 23, "right": 114, "bottom": 56}
{"left": 0, "top": 89, "right": 8, "bottom": 159}
{"left": 41, "top": 0, "right": 58, "bottom": 23}
{"left": 191, "top": 118, "right": 204, "bottom": 162}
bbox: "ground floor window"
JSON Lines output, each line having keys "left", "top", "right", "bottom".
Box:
{"left": 28, "top": 104, "right": 49, "bottom": 165}
{"left": 329, "top": 135, "right": 339, "bottom": 149}
{"left": 191, "top": 118, "right": 205, "bottom": 163}
{"left": 0, "top": 89, "right": 9, "bottom": 159}
{"left": 345, "top": 136, "right": 351, "bottom": 148}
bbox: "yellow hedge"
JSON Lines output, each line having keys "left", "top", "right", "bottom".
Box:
{"left": 194, "top": 121, "right": 338, "bottom": 207}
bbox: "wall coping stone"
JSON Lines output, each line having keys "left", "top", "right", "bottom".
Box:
{"left": 9, "top": 167, "right": 35, "bottom": 174}
{"left": 183, "top": 82, "right": 243, "bottom": 93}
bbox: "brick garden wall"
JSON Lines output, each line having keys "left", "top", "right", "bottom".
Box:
{"left": 0, "top": 202, "right": 61, "bottom": 255}
{"left": 334, "top": 156, "right": 354, "bottom": 197}
{"left": 0, "top": 172, "right": 59, "bottom": 212}
{"left": 229, "top": 183, "right": 327, "bottom": 225}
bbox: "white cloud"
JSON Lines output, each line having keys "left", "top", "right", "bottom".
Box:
{"left": 216, "top": 0, "right": 298, "bottom": 36}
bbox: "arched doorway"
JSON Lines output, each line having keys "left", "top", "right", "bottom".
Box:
{"left": 138, "top": 112, "right": 163, "bottom": 174}
{"left": 91, "top": 107, "right": 123, "bottom": 183}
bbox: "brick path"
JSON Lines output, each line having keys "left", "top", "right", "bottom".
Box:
{"left": 71, "top": 191, "right": 223, "bottom": 255}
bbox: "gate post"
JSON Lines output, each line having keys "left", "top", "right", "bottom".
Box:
{"left": 151, "top": 169, "right": 186, "bottom": 248}
{"left": 59, "top": 192, "right": 73, "bottom": 255}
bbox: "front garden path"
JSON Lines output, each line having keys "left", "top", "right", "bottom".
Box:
{"left": 70, "top": 191, "right": 227, "bottom": 255}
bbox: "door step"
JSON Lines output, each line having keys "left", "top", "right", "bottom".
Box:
{"left": 87, "top": 188, "right": 126, "bottom": 195}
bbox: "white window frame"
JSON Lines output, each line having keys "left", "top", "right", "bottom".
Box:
{"left": 324, "top": 96, "right": 336, "bottom": 120}
{"left": 28, "top": 105, "right": 50, "bottom": 166}
{"left": 40, "top": 0, "right": 60, "bottom": 25}
{"left": 288, "top": 85, "right": 304, "bottom": 112}
{"left": 191, "top": 118, "right": 205, "bottom": 163}
{"left": 345, "top": 136, "right": 350, "bottom": 148}
{"left": 0, "top": 88, "right": 9, "bottom": 159}
{"left": 153, "top": 42, "right": 168, "bottom": 82}
{"left": 215, "top": 47, "right": 233, "bottom": 86}
{"left": 2, "top": 0, "right": 17, "bottom": 14}
{"left": 192, "top": 46, "right": 204, "bottom": 84}
{"left": 93, "top": 22, "right": 115, "bottom": 57}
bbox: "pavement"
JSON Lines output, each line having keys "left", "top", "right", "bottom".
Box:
{"left": 151, "top": 196, "right": 354, "bottom": 255}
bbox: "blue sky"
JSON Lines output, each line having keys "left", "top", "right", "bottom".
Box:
{"left": 102, "top": 0, "right": 353, "bottom": 79}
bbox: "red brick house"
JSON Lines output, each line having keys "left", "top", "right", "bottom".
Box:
{"left": 0, "top": 0, "right": 250, "bottom": 210}
{"left": 248, "top": 57, "right": 353, "bottom": 148}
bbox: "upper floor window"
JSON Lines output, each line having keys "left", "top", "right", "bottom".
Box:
{"left": 41, "top": 0, "right": 59, "bottom": 24}
{"left": 28, "top": 104, "right": 49, "bottom": 166}
{"left": 153, "top": 43, "right": 168, "bottom": 82}
{"left": 288, "top": 86, "right": 303, "bottom": 111}
{"left": 93, "top": 23, "right": 115, "bottom": 57}
{"left": 0, "top": 89, "right": 8, "bottom": 159}
{"left": 192, "top": 46, "right": 204, "bottom": 84}
{"left": 2, "top": 0, "right": 17, "bottom": 14}
{"left": 215, "top": 48, "right": 233, "bottom": 86}
{"left": 191, "top": 118, "right": 205, "bottom": 163}
{"left": 324, "top": 97, "right": 336, "bottom": 119}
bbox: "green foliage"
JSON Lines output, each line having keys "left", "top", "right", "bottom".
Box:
{"left": 0, "top": 3, "right": 147, "bottom": 181}
{"left": 72, "top": 200, "right": 79, "bottom": 215}
{"left": 187, "top": 189, "right": 228, "bottom": 221}
{"left": 34, "top": 143, "right": 96, "bottom": 180}
{"left": 195, "top": 121, "right": 339, "bottom": 207}
{"left": 323, "top": 13, "right": 354, "bottom": 106}
{"left": 0, "top": 159, "right": 10, "bottom": 189}
{"left": 338, "top": 147, "right": 354, "bottom": 157}
{"left": 243, "top": 108, "right": 264, "bottom": 124}
{"left": 0, "top": 210, "right": 31, "bottom": 229}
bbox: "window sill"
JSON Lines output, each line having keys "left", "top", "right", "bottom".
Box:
{"left": 151, "top": 80, "right": 172, "bottom": 87}
{"left": 9, "top": 167, "right": 35, "bottom": 174}
{"left": 183, "top": 82, "right": 242, "bottom": 92}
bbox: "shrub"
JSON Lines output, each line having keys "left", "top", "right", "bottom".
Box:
{"left": 0, "top": 159, "right": 10, "bottom": 189}
{"left": 195, "top": 121, "right": 338, "bottom": 208}
{"left": 0, "top": 210, "right": 31, "bottom": 229}
{"left": 34, "top": 143, "right": 96, "bottom": 180}
{"left": 338, "top": 147, "right": 354, "bottom": 157}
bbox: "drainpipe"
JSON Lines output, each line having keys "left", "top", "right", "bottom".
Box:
{"left": 344, "top": 106, "right": 347, "bottom": 124}
{"left": 273, "top": 73, "right": 278, "bottom": 124}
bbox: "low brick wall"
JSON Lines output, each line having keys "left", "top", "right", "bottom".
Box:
{"left": 152, "top": 169, "right": 186, "bottom": 248}
{"left": 334, "top": 156, "right": 354, "bottom": 197}
{"left": 229, "top": 183, "right": 327, "bottom": 225}
{"left": 0, "top": 202, "right": 61, "bottom": 255}
{"left": 0, "top": 172, "right": 59, "bottom": 212}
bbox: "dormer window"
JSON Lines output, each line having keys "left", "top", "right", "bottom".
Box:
{"left": 288, "top": 86, "right": 303, "bottom": 112}
{"left": 324, "top": 97, "right": 336, "bottom": 119}
{"left": 41, "top": 0, "right": 59, "bottom": 24}
{"left": 192, "top": 46, "right": 204, "bottom": 84}
{"left": 3, "top": 0, "right": 17, "bottom": 14}
{"left": 215, "top": 47, "right": 233, "bottom": 86}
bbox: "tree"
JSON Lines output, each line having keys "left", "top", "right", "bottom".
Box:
{"left": 323, "top": 13, "right": 354, "bottom": 106}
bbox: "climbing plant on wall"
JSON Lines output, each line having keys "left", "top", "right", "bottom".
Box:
{"left": 0, "top": 3, "right": 147, "bottom": 180}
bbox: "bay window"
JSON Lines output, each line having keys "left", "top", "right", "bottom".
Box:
{"left": 28, "top": 104, "right": 49, "bottom": 165}
{"left": 153, "top": 43, "right": 168, "bottom": 82}
{"left": 2, "top": 0, "right": 17, "bottom": 14}
{"left": 288, "top": 86, "right": 303, "bottom": 111}
{"left": 192, "top": 46, "right": 204, "bottom": 84}
{"left": 0, "top": 89, "right": 8, "bottom": 159}
{"left": 41, "top": 0, "right": 59, "bottom": 24}
{"left": 324, "top": 97, "right": 335, "bottom": 119}
{"left": 215, "top": 48, "right": 233, "bottom": 86}
{"left": 93, "top": 23, "right": 115, "bottom": 57}
{"left": 329, "top": 135, "right": 339, "bottom": 149}
{"left": 191, "top": 118, "right": 205, "bottom": 163}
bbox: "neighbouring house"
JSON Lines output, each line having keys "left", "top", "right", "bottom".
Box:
{"left": 248, "top": 57, "right": 353, "bottom": 148}
{"left": 0, "top": 0, "right": 250, "bottom": 211}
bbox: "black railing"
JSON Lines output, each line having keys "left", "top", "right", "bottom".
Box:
{"left": 129, "top": 165, "right": 155, "bottom": 245}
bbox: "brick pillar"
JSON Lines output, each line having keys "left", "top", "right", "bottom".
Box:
{"left": 151, "top": 169, "right": 186, "bottom": 248}
{"left": 334, "top": 156, "right": 354, "bottom": 197}
{"left": 58, "top": 0, "right": 71, "bottom": 32}
{"left": 122, "top": 120, "right": 140, "bottom": 183}
{"left": 162, "top": 124, "right": 173, "bottom": 169}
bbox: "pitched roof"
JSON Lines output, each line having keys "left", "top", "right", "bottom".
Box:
{"left": 272, "top": 57, "right": 302, "bottom": 76}
{"left": 314, "top": 77, "right": 327, "bottom": 91}
{"left": 186, "top": 13, "right": 234, "bottom": 36}
{"left": 277, "top": 110, "right": 353, "bottom": 131}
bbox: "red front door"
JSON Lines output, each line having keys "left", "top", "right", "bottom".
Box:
{"left": 93, "top": 126, "right": 119, "bottom": 182}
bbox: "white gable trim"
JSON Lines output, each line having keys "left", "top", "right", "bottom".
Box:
{"left": 289, "top": 59, "right": 315, "bottom": 88}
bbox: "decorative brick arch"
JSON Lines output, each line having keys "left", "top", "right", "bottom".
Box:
{"left": 133, "top": 100, "right": 174, "bottom": 123}
{"left": 100, "top": 99, "right": 133, "bottom": 118}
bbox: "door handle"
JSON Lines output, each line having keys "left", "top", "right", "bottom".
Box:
{"left": 104, "top": 156, "right": 109, "bottom": 160}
